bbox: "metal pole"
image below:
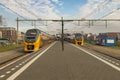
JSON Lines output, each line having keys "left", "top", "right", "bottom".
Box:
{"left": 61, "top": 17, "right": 64, "bottom": 51}
{"left": 16, "top": 17, "right": 19, "bottom": 47}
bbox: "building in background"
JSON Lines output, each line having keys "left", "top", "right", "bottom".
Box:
{"left": 98, "top": 32, "right": 120, "bottom": 41}
{"left": 96, "top": 32, "right": 120, "bottom": 46}
{"left": 0, "top": 27, "right": 16, "bottom": 43}
{"left": 18, "top": 31, "right": 24, "bottom": 44}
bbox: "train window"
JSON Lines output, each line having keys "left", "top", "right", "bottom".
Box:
{"left": 26, "top": 30, "right": 37, "bottom": 36}
{"left": 26, "top": 36, "right": 35, "bottom": 39}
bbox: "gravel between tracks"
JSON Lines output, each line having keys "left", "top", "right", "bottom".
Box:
{"left": 0, "top": 48, "right": 24, "bottom": 65}
{"left": 83, "top": 43, "right": 120, "bottom": 59}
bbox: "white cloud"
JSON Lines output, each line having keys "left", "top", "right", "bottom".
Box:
{"left": 0, "top": 0, "right": 63, "bottom": 34}
{"left": 103, "top": 9, "right": 120, "bottom": 19}
{"left": 51, "top": 0, "right": 59, "bottom": 3}
{"left": 75, "top": 0, "right": 120, "bottom": 34}
{"left": 78, "top": 0, "right": 120, "bottom": 19}
{"left": 0, "top": 0, "right": 60, "bottom": 19}
{"left": 1, "top": 0, "right": 120, "bottom": 34}
{"left": 51, "top": 0, "right": 63, "bottom": 6}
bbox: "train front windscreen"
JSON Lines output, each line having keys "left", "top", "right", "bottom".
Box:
{"left": 24, "top": 29, "right": 40, "bottom": 42}
{"left": 75, "top": 33, "right": 82, "bottom": 41}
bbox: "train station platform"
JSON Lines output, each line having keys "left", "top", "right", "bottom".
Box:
{"left": 0, "top": 41, "right": 120, "bottom": 80}
{"left": 13, "top": 41, "right": 120, "bottom": 80}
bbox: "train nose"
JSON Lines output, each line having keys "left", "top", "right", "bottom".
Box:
{"left": 27, "top": 45, "right": 34, "bottom": 50}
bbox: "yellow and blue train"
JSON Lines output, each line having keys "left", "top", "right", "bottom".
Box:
{"left": 74, "top": 33, "right": 84, "bottom": 45}
{"left": 24, "top": 29, "right": 53, "bottom": 52}
{"left": 64, "top": 33, "right": 84, "bottom": 45}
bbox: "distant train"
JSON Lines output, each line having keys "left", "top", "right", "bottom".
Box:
{"left": 74, "top": 33, "right": 84, "bottom": 45}
{"left": 64, "top": 33, "right": 84, "bottom": 45}
{"left": 24, "top": 29, "right": 53, "bottom": 52}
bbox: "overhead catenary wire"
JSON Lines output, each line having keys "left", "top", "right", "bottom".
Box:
{"left": 83, "top": 0, "right": 113, "bottom": 19}
{"left": 0, "top": 3, "right": 42, "bottom": 27}
{"left": 0, "top": 3, "right": 33, "bottom": 27}
{"left": 0, "top": 3, "right": 26, "bottom": 19}
{"left": 14, "top": 0, "right": 40, "bottom": 18}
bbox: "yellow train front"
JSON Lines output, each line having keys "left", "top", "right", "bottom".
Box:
{"left": 74, "top": 33, "right": 84, "bottom": 46}
{"left": 24, "top": 29, "right": 42, "bottom": 52}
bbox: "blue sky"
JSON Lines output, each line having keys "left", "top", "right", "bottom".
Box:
{"left": 0, "top": 0, "right": 120, "bottom": 34}
{"left": 0, "top": 0, "right": 87, "bottom": 19}
{"left": 0, "top": 6, "right": 18, "bottom": 26}
{"left": 54, "top": 0, "right": 87, "bottom": 16}
{"left": 0, "top": 0, "right": 88, "bottom": 27}
{"left": 1, "top": 0, "right": 118, "bottom": 20}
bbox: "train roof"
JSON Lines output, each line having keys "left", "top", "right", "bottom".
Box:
{"left": 27, "top": 28, "right": 40, "bottom": 31}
